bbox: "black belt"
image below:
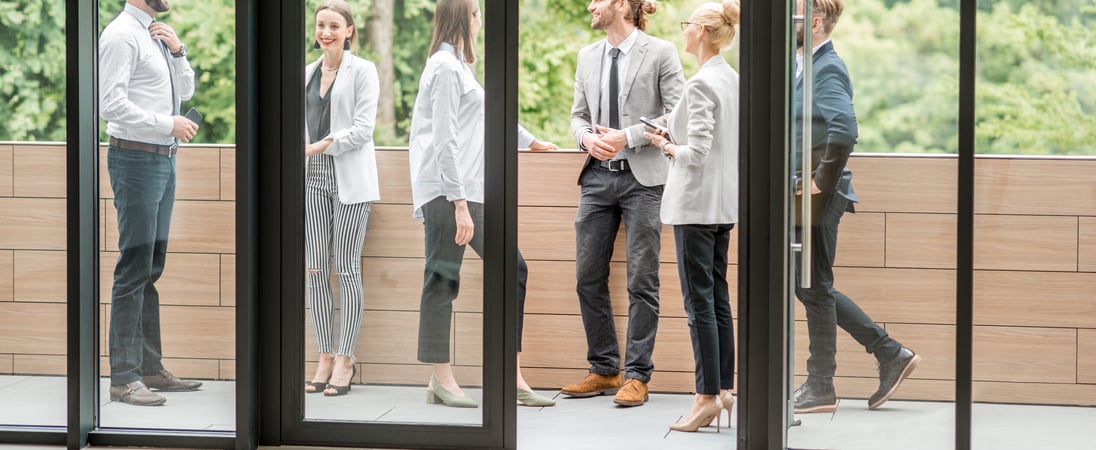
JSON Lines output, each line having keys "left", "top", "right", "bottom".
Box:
{"left": 109, "top": 137, "right": 178, "bottom": 156}
{"left": 598, "top": 159, "right": 630, "bottom": 172}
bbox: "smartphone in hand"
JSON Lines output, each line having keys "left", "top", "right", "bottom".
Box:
{"left": 184, "top": 107, "right": 203, "bottom": 126}
{"left": 640, "top": 116, "right": 670, "bottom": 138}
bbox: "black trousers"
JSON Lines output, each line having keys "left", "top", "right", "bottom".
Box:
{"left": 417, "top": 197, "right": 528, "bottom": 363}
{"left": 674, "top": 224, "right": 736, "bottom": 395}
{"left": 795, "top": 193, "right": 901, "bottom": 387}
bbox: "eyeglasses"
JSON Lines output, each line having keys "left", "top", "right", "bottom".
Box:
{"left": 679, "top": 21, "right": 694, "bottom": 32}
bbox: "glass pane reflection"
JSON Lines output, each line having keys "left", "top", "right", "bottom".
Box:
{"left": 0, "top": 0, "right": 68, "bottom": 428}
{"left": 301, "top": 0, "right": 487, "bottom": 425}
{"left": 97, "top": 0, "right": 235, "bottom": 430}
{"left": 972, "top": 0, "right": 1096, "bottom": 448}
{"left": 787, "top": 0, "right": 957, "bottom": 447}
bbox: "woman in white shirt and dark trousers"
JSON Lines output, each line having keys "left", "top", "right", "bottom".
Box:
{"left": 408, "top": 0, "right": 557, "bottom": 408}
{"left": 645, "top": 0, "right": 741, "bottom": 433}
{"left": 303, "top": 0, "right": 380, "bottom": 397}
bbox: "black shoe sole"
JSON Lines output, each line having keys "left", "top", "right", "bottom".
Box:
{"left": 869, "top": 354, "right": 922, "bottom": 410}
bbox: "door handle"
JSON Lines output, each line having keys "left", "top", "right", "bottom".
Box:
{"left": 799, "top": 2, "right": 813, "bottom": 289}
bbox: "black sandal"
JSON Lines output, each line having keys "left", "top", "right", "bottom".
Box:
{"left": 323, "top": 364, "right": 357, "bottom": 397}
{"left": 305, "top": 381, "right": 328, "bottom": 394}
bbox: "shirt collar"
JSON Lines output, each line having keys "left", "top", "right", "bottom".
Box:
{"left": 609, "top": 28, "right": 640, "bottom": 55}
{"left": 124, "top": 3, "right": 155, "bottom": 29}
{"left": 438, "top": 42, "right": 460, "bottom": 60}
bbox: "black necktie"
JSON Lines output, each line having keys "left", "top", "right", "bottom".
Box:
{"left": 151, "top": 20, "right": 178, "bottom": 116}
{"left": 608, "top": 47, "right": 621, "bottom": 130}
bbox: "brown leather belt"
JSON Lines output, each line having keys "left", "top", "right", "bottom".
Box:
{"left": 109, "top": 137, "right": 177, "bottom": 156}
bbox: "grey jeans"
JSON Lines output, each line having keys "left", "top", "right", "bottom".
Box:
{"left": 574, "top": 165, "right": 663, "bottom": 382}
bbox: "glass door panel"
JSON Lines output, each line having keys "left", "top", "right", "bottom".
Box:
{"left": 299, "top": 0, "right": 485, "bottom": 427}
{"left": 972, "top": 0, "right": 1096, "bottom": 447}
{"left": 0, "top": 0, "right": 69, "bottom": 427}
{"left": 97, "top": 0, "right": 236, "bottom": 431}
{"left": 785, "top": 0, "right": 957, "bottom": 448}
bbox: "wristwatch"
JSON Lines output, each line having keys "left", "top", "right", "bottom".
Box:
{"left": 171, "top": 44, "right": 187, "bottom": 58}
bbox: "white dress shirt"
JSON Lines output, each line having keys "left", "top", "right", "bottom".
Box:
{"left": 596, "top": 28, "right": 639, "bottom": 153}
{"left": 795, "top": 38, "right": 830, "bottom": 79}
{"left": 407, "top": 43, "right": 534, "bottom": 220}
{"left": 99, "top": 4, "right": 195, "bottom": 146}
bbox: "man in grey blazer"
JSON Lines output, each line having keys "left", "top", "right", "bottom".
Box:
{"left": 560, "top": 0, "right": 684, "bottom": 407}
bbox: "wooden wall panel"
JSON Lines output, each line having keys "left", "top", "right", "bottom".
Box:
{"left": 14, "top": 354, "right": 65, "bottom": 376}
{"left": 974, "top": 215, "right": 1078, "bottom": 272}
{"left": 103, "top": 200, "right": 234, "bottom": 253}
{"left": 847, "top": 156, "right": 957, "bottom": 214}
{"left": 0, "top": 302, "right": 65, "bottom": 355}
{"left": 361, "top": 203, "right": 423, "bottom": 258}
{"left": 524, "top": 260, "right": 694, "bottom": 318}
{"left": 517, "top": 206, "right": 681, "bottom": 264}
{"left": 220, "top": 254, "right": 234, "bottom": 306}
{"left": 0, "top": 144, "right": 12, "bottom": 197}
{"left": 357, "top": 310, "right": 426, "bottom": 365}
{"left": 375, "top": 149, "right": 412, "bottom": 204}
{"left": 99, "top": 252, "right": 222, "bottom": 307}
{"left": 0, "top": 354, "right": 12, "bottom": 373}
{"left": 13, "top": 250, "right": 66, "bottom": 302}
{"left": 1079, "top": 217, "right": 1096, "bottom": 273}
{"left": 804, "top": 267, "right": 956, "bottom": 324}
{"left": 360, "top": 256, "right": 482, "bottom": 313}
{"left": 174, "top": 147, "right": 221, "bottom": 200}
{"left": 156, "top": 306, "right": 235, "bottom": 360}
{"left": 972, "top": 381, "right": 1096, "bottom": 406}
{"left": 885, "top": 213, "right": 956, "bottom": 269}
{"left": 973, "top": 326, "right": 1076, "bottom": 384}
{"left": 517, "top": 151, "right": 584, "bottom": 207}
{"left": 13, "top": 145, "right": 64, "bottom": 198}
{"left": 821, "top": 377, "right": 955, "bottom": 402}
{"left": 835, "top": 212, "right": 886, "bottom": 267}
{"left": 975, "top": 158, "right": 1096, "bottom": 216}
{"left": 219, "top": 147, "right": 235, "bottom": 201}
{"left": 974, "top": 271, "right": 1096, "bottom": 328}
{"left": 651, "top": 317, "right": 703, "bottom": 373}
{"left": 520, "top": 314, "right": 627, "bottom": 369}
{"left": 0, "top": 198, "right": 65, "bottom": 250}
{"left": 1078, "top": 329, "right": 1096, "bottom": 384}
{"left": 793, "top": 322, "right": 881, "bottom": 379}
{"left": 0, "top": 250, "right": 12, "bottom": 301}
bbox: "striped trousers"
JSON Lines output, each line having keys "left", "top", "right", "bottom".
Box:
{"left": 305, "top": 155, "right": 372, "bottom": 357}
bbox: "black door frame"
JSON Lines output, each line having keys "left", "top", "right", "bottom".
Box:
{"left": 252, "top": 0, "right": 519, "bottom": 448}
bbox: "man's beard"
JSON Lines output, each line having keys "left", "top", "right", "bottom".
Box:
{"left": 146, "top": 0, "right": 169, "bottom": 13}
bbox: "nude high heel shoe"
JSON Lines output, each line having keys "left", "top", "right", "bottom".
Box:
{"left": 669, "top": 396, "right": 724, "bottom": 433}
{"left": 700, "top": 391, "right": 735, "bottom": 427}
{"left": 426, "top": 375, "right": 479, "bottom": 408}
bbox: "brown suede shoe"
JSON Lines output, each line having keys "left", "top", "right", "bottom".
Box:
{"left": 613, "top": 378, "right": 649, "bottom": 407}
{"left": 109, "top": 381, "right": 166, "bottom": 406}
{"left": 560, "top": 372, "right": 622, "bottom": 398}
{"left": 143, "top": 369, "right": 202, "bottom": 392}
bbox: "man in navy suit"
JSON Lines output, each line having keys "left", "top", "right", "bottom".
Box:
{"left": 792, "top": 0, "right": 921, "bottom": 413}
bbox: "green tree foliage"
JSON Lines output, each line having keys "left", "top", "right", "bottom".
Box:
{"left": 0, "top": 0, "right": 66, "bottom": 141}
{"left": 1, "top": 0, "right": 1093, "bottom": 155}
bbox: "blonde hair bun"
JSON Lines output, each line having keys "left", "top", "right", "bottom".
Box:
{"left": 722, "top": 0, "right": 741, "bottom": 26}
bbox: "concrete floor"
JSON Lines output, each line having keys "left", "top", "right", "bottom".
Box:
{"left": 1, "top": 376, "right": 1094, "bottom": 449}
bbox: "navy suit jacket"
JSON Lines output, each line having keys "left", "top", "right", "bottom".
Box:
{"left": 794, "top": 41, "right": 858, "bottom": 212}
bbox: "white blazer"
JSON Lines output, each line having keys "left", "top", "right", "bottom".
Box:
{"left": 304, "top": 53, "right": 381, "bottom": 205}
{"left": 661, "top": 57, "right": 740, "bottom": 225}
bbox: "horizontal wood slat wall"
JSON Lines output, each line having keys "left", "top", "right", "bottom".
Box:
{"left": 0, "top": 142, "right": 1093, "bottom": 407}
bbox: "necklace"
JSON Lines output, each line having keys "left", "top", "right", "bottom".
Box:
{"left": 321, "top": 66, "right": 339, "bottom": 72}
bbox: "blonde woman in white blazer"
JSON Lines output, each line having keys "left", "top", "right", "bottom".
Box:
{"left": 645, "top": 0, "right": 741, "bottom": 433}
{"left": 302, "top": 0, "right": 379, "bottom": 397}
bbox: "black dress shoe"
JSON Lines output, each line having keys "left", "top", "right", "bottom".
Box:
{"left": 793, "top": 383, "right": 837, "bottom": 414}
{"left": 869, "top": 347, "right": 921, "bottom": 410}
{"left": 143, "top": 369, "right": 202, "bottom": 392}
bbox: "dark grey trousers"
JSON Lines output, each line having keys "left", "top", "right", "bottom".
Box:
{"left": 574, "top": 165, "right": 663, "bottom": 383}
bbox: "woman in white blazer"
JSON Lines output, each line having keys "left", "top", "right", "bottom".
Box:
{"left": 302, "top": 0, "right": 379, "bottom": 397}
{"left": 408, "top": 0, "right": 557, "bottom": 408}
{"left": 645, "top": 0, "right": 741, "bottom": 432}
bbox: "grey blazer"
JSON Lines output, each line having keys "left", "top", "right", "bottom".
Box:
{"left": 661, "top": 57, "right": 739, "bottom": 225}
{"left": 570, "top": 31, "right": 685, "bottom": 187}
